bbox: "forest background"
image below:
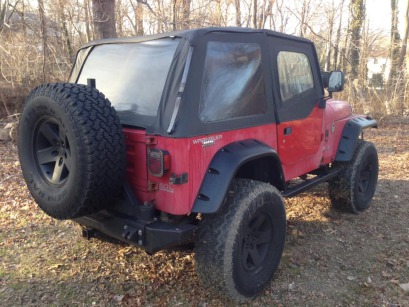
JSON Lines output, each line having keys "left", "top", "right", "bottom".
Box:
{"left": 1, "top": 0, "right": 409, "bottom": 118}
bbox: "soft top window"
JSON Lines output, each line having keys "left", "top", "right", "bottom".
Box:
{"left": 199, "top": 41, "right": 267, "bottom": 122}
{"left": 277, "top": 51, "right": 314, "bottom": 102}
{"left": 77, "top": 38, "right": 180, "bottom": 125}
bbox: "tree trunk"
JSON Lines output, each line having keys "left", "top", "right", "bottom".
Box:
{"left": 253, "top": 0, "right": 257, "bottom": 28}
{"left": 181, "top": 0, "right": 191, "bottom": 29}
{"left": 116, "top": 0, "right": 123, "bottom": 36}
{"left": 333, "top": 0, "right": 345, "bottom": 70}
{"left": 92, "top": 0, "right": 117, "bottom": 39}
{"left": 398, "top": 0, "right": 409, "bottom": 69}
{"left": 0, "top": 0, "right": 11, "bottom": 33}
{"left": 349, "top": 0, "right": 365, "bottom": 81}
{"left": 325, "top": 8, "right": 335, "bottom": 71}
{"left": 388, "top": 0, "right": 401, "bottom": 88}
{"left": 38, "top": 0, "right": 48, "bottom": 82}
{"left": 136, "top": 2, "right": 144, "bottom": 35}
{"left": 172, "top": 0, "right": 176, "bottom": 31}
{"left": 299, "top": 0, "right": 310, "bottom": 37}
{"left": 234, "top": 0, "right": 241, "bottom": 27}
{"left": 84, "top": 0, "right": 93, "bottom": 41}
{"left": 58, "top": 0, "right": 73, "bottom": 59}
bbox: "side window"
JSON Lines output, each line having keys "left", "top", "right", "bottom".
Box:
{"left": 199, "top": 41, "right": 267, "bottom": 122}
{"left": 277, "top": 51, "right": 314, "bottom": 102}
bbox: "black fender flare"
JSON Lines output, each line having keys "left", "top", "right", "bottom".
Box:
{"left": 335, "top": 116, "right": 377, "bottom": 162}
{"left": 191, "top": 139, "right": 284, "bottom": 214}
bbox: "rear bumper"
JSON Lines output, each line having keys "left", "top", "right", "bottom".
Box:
{"left": 74, "top": 183, "right": 196, "bottom": 254}
{"left": 75, "top": 210, "right": 196, "bottom": 254}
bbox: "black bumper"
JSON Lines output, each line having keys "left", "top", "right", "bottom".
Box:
{"left": 74, "top": 183, "right": 196, "bottom": 253}
{"left": 75, "top": 210, "right": 196, "bottom": 254}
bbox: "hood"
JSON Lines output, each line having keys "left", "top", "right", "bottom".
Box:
{"left": 327, "top": 100, "right": 352, "bottom": 121}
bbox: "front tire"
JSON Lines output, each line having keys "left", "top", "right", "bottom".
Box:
{"left": 195, "top": 179, "right": 286, "bottom": 301}
{"left": 328, "top": 141, "right": 378, "bottom": 213}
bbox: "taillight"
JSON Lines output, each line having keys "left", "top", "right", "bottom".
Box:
{"left": 147, "top": 149, "right": 170, "bottom": 177}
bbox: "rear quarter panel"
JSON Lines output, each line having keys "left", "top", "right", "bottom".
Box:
{"left": 147, "top": 124, "right": 279, "bottom": 215}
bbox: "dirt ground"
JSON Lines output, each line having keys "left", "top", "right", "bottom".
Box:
{"left": 1, "top": 116, "right": 408, "bottom": 306}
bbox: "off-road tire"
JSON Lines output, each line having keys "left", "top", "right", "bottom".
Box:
{"left": 195, "top": 179, "right": 286, "bottom": 302}
{"left": 18, "top": 83, "right": 125, "bottom": 219}
{"left": 328, "top": 141, "right": 378, "bottom": 213}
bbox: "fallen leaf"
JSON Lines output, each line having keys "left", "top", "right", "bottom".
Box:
{"left": 288, "top": 282, "right": 296, "bottom": 290}
{"left": 400, "top": 283, "right": 409, "bottom": 292}
{"left": 382, "top": 271, "right": 391, "bottom": 278}
{"left": 347, "top": 276, "right": 356, "bottom": 281}
{"left": 48, "top": 263, "right": 64, "bottom": 270}
{"left": 113, "top": 295, "right": 125, "bottom": 302}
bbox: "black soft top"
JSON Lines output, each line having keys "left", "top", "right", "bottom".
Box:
{"left": 72, "top": 27, "right": 322, "bottom": 137}
{"left": 80, "top": 27, "right": 313, "bottom": 50}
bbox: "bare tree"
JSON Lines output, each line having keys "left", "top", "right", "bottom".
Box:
{"left": 92, "top": 0, "right": 117, "bottom": 39}
{"left": 84, "top": 0, "right": 93, "bottom": 41}
{"left": 298, "top": 0, "right": 311, "bottom": 37}
{"left": 398, "top": 0, "right": 409, "bottom": 69}
{"left": 324, "top": 3, "right": 335, "bottom": 71}
{"left": 181, "top": 0, "right": 191, "bottom": 28}
{"left": 349, "top": 0, "right": 365, "bottom": 81}
{"left": 234, "top": 0, "right": 241, "bottom": 27}
{"left": 0, "top": 0, "right": 9, "bottom": 32}
{"left": 253, "top": 0, "right": 257, "bottom": 28}
{"left": 128, "top": 0, "right": 144, "bottom": 35}
{"left": 388, "top": 0, "right": 401, "bottom": 87}
{"left": 333, "top": 0, "right": 345, "bottom": 69}
{"left": 57, "top": 0, "right": 73, "bottom": 58}
{"left": 0, "top": 0, "right": 18, "bottom": 33}
{"left": 37, "top": 0, "right": 48, "bottom": 82}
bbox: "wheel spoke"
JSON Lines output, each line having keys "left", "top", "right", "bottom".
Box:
{"left": 64, "top": 151, "right": 72, "bottom": 172}
{"left": 360, "top": 170, "right": 370, "bottom": 182}
{"left": 249, "top": 247, "right": 261, "bottom": 267}
{"left": 241, "top": 245, "right": 250, "bottom": 265}
{"left": 250, "top": 214, "right": 266, "bottom": 231}
{"left": 51, "top": 161, "right": 64, "bottom": 184}
{"left": 36, "top": 147, "right": 58, "bottom": 165}
{"left": 358, "top": 181, "right": 365, "bottom": 193}
{"left": 58, "top": 126, "right": 66, "bottom": 143}
{"left": 39, "top": 123, "right": 59, "bottom": 144}
{"left": 254, "top": 229, "right": 272, "bottom": 245}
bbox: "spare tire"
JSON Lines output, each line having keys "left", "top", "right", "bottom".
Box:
{"left": 18, "top": 83, "right": 126, "bottom": 219}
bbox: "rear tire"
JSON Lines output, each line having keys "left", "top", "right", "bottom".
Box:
{"left": 195, "top": 179, "right": 286, "bottom": 302}
{"left": 328, "top": 141, "right": 378, "bottom": 213}
{"left": 18, "top": 83, "right": 125, "bottom": 219}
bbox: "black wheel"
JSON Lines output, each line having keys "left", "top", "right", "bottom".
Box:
{"left": 18, "top": 83, "right": 125, "bottom": 219}
{"left": 328, "top": 141, "right": 378, "bottom": 213}
{"left": 195, "top": 179, "right": 286, "bottom": 302}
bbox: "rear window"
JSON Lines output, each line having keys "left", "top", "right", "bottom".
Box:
{"left": 77, "top": 38, "right": 180, "bottom": 125}
{"left": 199, "top": 41, "right": 267, "bottom": 122}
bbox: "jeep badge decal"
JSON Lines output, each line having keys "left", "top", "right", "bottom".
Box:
{"left": 192, "top": 135, "right": 223, "bottom": 147}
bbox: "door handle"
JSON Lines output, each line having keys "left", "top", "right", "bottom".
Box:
{"left": 284, "top": 127, "right": 292, "bottom": 135}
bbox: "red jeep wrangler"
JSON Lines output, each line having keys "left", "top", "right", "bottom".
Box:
{"left": 18, "top": 28, "right": 378, "bottom": 301}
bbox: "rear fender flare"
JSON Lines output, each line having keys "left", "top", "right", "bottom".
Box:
{"left": 191, "top": 139, "right": 283, "bottom": 214}
{"left": 335, "top": 116, "right": 377, "bottom": 162}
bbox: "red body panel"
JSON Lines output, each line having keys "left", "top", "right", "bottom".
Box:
{"left": 277, "top": 105, "right": 324, "bottom": 180}
{"left": 124, "top": 99, "right": 355, "bottom": 215}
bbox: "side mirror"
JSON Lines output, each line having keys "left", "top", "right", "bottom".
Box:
{"left": 328, "top": 71, "right": 345, "bottom": 92}
{"left": 321, "top": 71, "right": 330, "bottom": 88}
